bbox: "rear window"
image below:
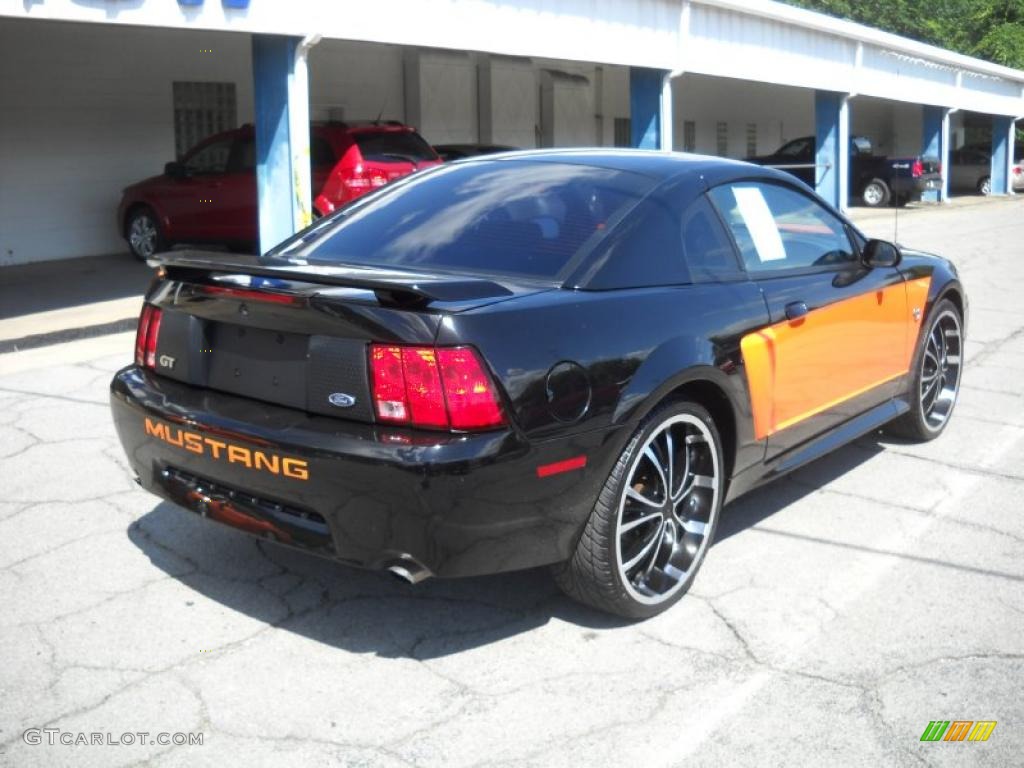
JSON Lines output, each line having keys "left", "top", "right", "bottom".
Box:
{"left": 284, "top": 161, "right": 657, "bottom": 280}
{"left": 353, "top": 131, "right": 438, "bottom": 163}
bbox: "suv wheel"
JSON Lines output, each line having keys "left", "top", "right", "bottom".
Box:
{"left": 862, "top": 179, "right": 890, "bottom": 207}
{"left": 552, "top": 401, "right": 724, "bottom": 619}
{"left": 126, "top": 208, "right": 166, "bottom": 261}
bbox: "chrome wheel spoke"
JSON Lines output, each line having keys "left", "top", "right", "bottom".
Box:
{"left": 663, "top": 429, "right": 675, "bottom": 501}
{"left": 626, "top": 485, "right": 661, "bottom": 509}
{"left": 620, "top": 511, "right": 661, "bottom": 533}
{"left": 622, "top": 521, "right": 664, "bottom": 571}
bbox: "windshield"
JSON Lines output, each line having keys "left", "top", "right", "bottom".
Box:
{"left": 272, "top": 160, "right": 658, "bottom": 281}
{"left": 353, "top": 131, "right": 438, "bottom": 163}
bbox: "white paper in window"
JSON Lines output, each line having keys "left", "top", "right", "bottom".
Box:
{"left": 732, "top": 187, "right": 786, "bottom": 262}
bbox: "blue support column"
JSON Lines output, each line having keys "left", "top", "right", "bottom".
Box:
{"left": 252, "top": 34, "right": 301, "bottom": 255}
{"left": 814, "top": 91, "right": 846, "bottom": 209}
{"left": 922, "top": 106, "right": 945, "bottom": 202}
{"left": 991, "top": 116, "right": 1014, "bottom": 196}
{"left": 630, "top": 68, "right": 666, "bottom": 149}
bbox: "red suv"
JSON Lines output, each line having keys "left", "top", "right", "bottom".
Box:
{"left": 118, "top": 121, "right": 441, "bottom": 259}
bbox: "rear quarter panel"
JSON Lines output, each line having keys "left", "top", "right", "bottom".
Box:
{"left": 437, "top": 281, "right": 771, "bottom": 478}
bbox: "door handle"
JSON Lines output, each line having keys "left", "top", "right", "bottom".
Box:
{"left": 785, "top": 301, "right": 809, "bottom": 321}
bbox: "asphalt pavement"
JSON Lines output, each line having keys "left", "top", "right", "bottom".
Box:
{"left": 0, "top": 198, "right": 1022, "bottom": 767}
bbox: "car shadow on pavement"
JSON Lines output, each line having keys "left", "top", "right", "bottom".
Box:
{"left": 716, "top": 436, "right": 886, "bottom": 542}
{"left": 128, "top": 501, "right": 632, "bottom": 660}
{"left": 125, "top": 435, "right": 887, "bottom": 659}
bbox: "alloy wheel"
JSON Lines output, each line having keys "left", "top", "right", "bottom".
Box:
{"left": 920, "top": 308, "right": 962, "bottom": 432}
{"left": 129, "top": 215, "right": 158, "bottom": 258}
{"left": 615, "top": 413, "right": 720, "bottom": 605}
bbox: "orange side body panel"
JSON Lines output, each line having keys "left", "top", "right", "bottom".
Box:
{"left": 742, "top": 277, "right": 932, "bottom": 440}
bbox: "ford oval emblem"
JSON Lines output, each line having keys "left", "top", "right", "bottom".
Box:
{"left": 328, "top": 392, "right": 357, "bottom": 408}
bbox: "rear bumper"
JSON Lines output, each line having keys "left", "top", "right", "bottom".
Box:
{"left": 111, "top": 366, "right": 613, "bottom": 578}
{"left": 891, "top": 175, "right": 941, "bottom": 199}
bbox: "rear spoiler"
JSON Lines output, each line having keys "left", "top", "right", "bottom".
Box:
{"left": 150, "top": 250, "right": 515, "bottom": 307}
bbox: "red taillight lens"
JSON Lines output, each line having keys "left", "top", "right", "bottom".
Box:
{"left": 912, "top": 159, "right": 924, "bottom": 178}
{"left": 369, "top": 344, "right": 505, "bottom": 431}
{"left": 134, "top": 305, "right": 152, "bottom": 366}
{"left": 438, "top": 347, "right": 505, "bottom": 430}
{"left": 401, "top": 347, "right": 448, "bottom": 428}
{"left": 370, "top": 345, "right": 408, "bottom": 422}
{"left": 134, "top": 304, "right": 162, "bottom": 368}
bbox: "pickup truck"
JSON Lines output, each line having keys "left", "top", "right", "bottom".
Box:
{"left": 746, "top": 136, "right": 942, "bottom": 207}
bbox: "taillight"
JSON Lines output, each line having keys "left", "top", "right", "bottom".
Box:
{"left": 369, "top": 344, "right": 506, "bottom": 431}
{"left": 341, "top": 164, "right": 388, "bottom": 196}
{"left": 134, "top": 303, "right": 162, "bottom": 368}
{"left": 912, "top": 159, "right": 924, "bottom": 178}
{"left": 437, "top": 347, "right": 505, "bottom": 430}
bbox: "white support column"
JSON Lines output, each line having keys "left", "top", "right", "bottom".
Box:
{"left": 941, "top": 109, "right": 954, "bottom": 203}
{"left": 838, "top": 95, "right": 851, "bottom": 212}
{"left": 660, "top": 72, "right": 674, "bottom": 152}
{"left": 290, "top": 34, "right": 320, "bottom": 231}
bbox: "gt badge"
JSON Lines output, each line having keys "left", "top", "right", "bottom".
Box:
{"left": 328, "top": 392, "right": 357, "bottom": 408}
{"left": 158, "top": 354, "right": 176, "bottom": 369}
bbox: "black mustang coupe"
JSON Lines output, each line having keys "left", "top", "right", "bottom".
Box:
{"left": 111, "top": 150, "right": 965, "bottom": 618}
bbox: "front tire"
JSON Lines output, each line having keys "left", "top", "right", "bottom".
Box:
{"left": 126, "top": 207, "right": 167, "bottom": 261}
{"left": 552, "top": 401, "right": 724, "bottom": 619}
{"left": 887, "top": 298, "right": 963, "bottom": 441}
{"left": 978, "top": 176, "right": 991, "bottom": 196}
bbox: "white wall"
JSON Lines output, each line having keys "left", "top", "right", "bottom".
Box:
{"left": 673, "top": 74, "right": 813, "bottom": 158}
{"left": 308, "top": 41, "right": 404, "bottom": 124}
{"left": 0, "top": 18, "right": 253, "bottom": 265}
{"left": 850, "top": 96, "right": 923, "bottom": 156}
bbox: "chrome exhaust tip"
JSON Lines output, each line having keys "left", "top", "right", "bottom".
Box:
{"left": 385, "top": 555, "right": 433, "bottom": 585}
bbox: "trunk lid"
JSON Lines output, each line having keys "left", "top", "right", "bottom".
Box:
{"left": 147, "top": 250, "right": 550, "bottom": 423}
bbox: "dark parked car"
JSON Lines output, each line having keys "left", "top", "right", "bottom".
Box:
{"left": 111, "top": 151, "right": 965, "bottom": 618}
{"left": 118, "top": 121, "right": 441, "bottom": 260}
{"left": 747, "top": 135, "right": 942, "bottom": 207}
{"left": 433, "top": 143, "right": 518, "bottom": 161}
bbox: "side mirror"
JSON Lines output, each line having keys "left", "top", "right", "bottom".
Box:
{"left": 164, "top": 161, "right": 188, "bottom": 178}
{"left": 862, "top": 238, "right": 901, "bottom": 268}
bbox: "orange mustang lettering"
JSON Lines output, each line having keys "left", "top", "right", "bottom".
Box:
{"left": 143, "top": 417, "right": 309, "bottom": 481}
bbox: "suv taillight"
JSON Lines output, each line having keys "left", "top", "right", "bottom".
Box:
{"left": 134, "top": 304, "right": 162, "bottom": 368}
{"left": 369, "top": 344, "right": 506, "bottom": 431}
{"left": 911, "top": 159, "right": 924, "bottom": 178}
{"left": 341, "top": 164, "right": 388, "bottom": 194}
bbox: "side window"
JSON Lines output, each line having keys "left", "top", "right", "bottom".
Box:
{"left": 680, "top": 196, "right": 743, "bottom": 282}
{"left": 184, "top": 138, "right": 232, "bottom": 175}
{"left": 311, "top": 136, "right": 336, "bottom": 168}
{"left": 708, "top": 183, "right": 856, "bottom": 273}
{"left": 580, "top": 196, "right": 689, "bottom": 289}
{"left": 227, "top": 138, "right": 254, "bottom": 173}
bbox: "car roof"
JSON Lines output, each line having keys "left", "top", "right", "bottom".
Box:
{"left": 452, "top": 148, "right": 797, "bottom": 187}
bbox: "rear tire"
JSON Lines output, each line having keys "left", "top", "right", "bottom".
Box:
{"left": 886, "top": 298, "right": 963, "bottom": 441}
{"left": 552, "top": 401, "right": 724, "bottom": 619}
{"left": 862, "top": 178, "right": 890, "bottom": 207}
{"left": 126, "top": 207, "right": 167, "bottom": 261}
